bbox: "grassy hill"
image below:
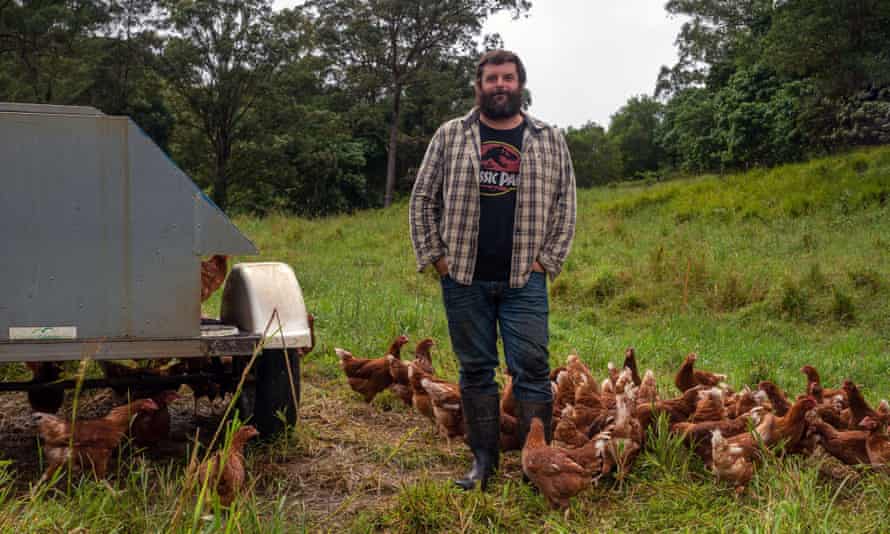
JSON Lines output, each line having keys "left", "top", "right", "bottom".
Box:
{"left": 3, "top": 146, "right": 890, "bottom": 532}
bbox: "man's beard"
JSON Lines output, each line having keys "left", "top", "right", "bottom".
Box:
{"left": 479, "top": 88, "right": 523, "bottom": 120}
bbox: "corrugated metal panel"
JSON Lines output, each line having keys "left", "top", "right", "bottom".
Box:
{"left": 0, "top": 107, "right": 258, "bottom": 342}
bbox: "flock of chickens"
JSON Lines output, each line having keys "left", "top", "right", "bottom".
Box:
{"left": 338, "top": 338, "right": 890, "bottom": 510}
{"left": 19, "top": 255, "right": 259, "bottom": 506}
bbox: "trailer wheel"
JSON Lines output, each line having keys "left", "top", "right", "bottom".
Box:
{"left": 238, "top": 348, "right": 300, "bottom": 437}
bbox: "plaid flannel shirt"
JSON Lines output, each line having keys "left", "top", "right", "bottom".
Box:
{"left": 409, "top": 108, "right": 576, "bottom": 288}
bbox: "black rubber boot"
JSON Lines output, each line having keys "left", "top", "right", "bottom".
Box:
{"left": 455, "top": 394, "right": 500, "bottom": 491}
{"left": 516, "top": 399, "right": 553, "bottom": 448}
{"left": 516, "top": 399, "right": 553, "bottom": 485}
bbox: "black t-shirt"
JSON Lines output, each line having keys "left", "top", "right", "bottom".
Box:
{"left": 474, "top": 120, "right": 525, "bottom": 281}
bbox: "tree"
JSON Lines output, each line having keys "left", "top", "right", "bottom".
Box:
{"left": 312, "top": 0, "right": 531, "bottom": 207}
{"left": 608, "top": 95, "right": 664, "bottom": 179}
{"left": 159, "top": 0, "right": 289, "bottom": 211}
{"left": 564, "top": 122, "right": 620, "bottom": 187}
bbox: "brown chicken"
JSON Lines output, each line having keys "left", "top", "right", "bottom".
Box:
{"left": 190, "top": 425, "right": 260, "bottom": 506}
{"left": 711, "top": 428, "right": 755, "bottom": 494}
{"left": 636, "top": 385, "right": 704, "bottom": 430}
{"left": 420, "top": 378, "right": 464, "bottom": 440}
{"left": 566, "top": 354, "right": 596, "bottom": 392}
{"left": 200, "top": 255, "right": 229, "bottom": 303}
{"left": 407, "top": 363, "right": 436, "bottom": 420}
{"left": 521, "top": 418, "right": 592, "bottom": 510}
{"left": 860, "top": 416, "right": 890, "bottom": 467}
{"left": 25, "top": 361, "right": 65, "bottom": 414}
{"left": 673, "top": 408, "right": 765, "bottom": 466}
{"left": 553, "top": 405, "right": 590, "bottom": 448}
{"left": 637, "top": 369, "right": 658, "bottom": 405}
{"left": 843, "top": 380, "right": 878, "bottom": 427}
{"left": 691, "top": 388, "right": 727, "bottom": 422}
{"left": 501, "top": 371, "right": 516, "bottom": 417}
{"left": 336, "top": 346, "right": 394, "bottom": 403}
{"left": 800, "top": 365, "right": 845, "bottom": 400}
{"left": 725, "top": 387, "right": 769, "bottom": 419}
{"left": 805, "top": 411, "right": 869, "bottom": 465}
{"left": 758, "top": 381, "right": 791, "bottom": 417}
{"left": 674, "top": 353, "right": 726, "bottom": 392}
{"left": 387, "top": 355, "right": 414, "bottom": 407}
{"left": 413, "top": 338, "right": 436, "bottom": 375}
{"left": 500, "top": 411, "right": 521, "bottom": 451}
{"left": 553, "top": 370, "right": 576, "bottom": 414}
{"left": 131, "top": 390, "right": 180, "bottom": 447}
{"left": 621, "top": 348, "right": 641, "bottom": 385}
{"left": 33, "top": 398, "right": 159, "bottom": 482}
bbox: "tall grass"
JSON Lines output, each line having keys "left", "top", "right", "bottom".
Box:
{"left": 2, "top": 146, "right": 890, "bottom": 531}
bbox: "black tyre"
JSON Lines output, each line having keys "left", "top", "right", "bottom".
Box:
{"left": 238, "top": 348, "right": 300, "bottom": 437}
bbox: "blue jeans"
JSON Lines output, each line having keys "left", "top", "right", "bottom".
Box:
{"left": 440, "top": 271, "right": 551, "bottom": 402}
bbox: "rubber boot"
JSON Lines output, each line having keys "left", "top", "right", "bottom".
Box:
{"left": 516, "top": 399, "right": 553, "bottom": 485}
{"left": 455, "top": 394, "right": 500, "bottom": 491}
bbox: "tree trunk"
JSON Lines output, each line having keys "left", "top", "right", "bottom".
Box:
{"left": 383, "top": 84, "right": 402, "bottom": 208}
{"left": 213, "top": 136, "right": 230, "bottom": 211}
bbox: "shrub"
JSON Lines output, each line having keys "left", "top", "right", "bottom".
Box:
{"left": 779, "top": 280, "right": 810, "bottom": 321}
{"left": 831, "top": 289, "right": 856, "bottom": 325}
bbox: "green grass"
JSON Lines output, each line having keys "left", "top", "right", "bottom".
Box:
{"left": 3, "top": 145, "right": 890, "bottom": 532}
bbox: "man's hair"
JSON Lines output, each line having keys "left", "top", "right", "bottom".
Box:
{"left": 475, "top": 49, "right": 526, "bottom": 87}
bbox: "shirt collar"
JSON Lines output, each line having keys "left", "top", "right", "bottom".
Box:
{"left": 461, "top": 107, "right": 546, "bottom": 133}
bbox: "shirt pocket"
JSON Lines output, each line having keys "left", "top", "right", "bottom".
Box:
{"left": 523, "top": 146, "right": 559, "bottom": 208}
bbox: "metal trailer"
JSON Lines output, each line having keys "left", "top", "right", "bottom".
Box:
{"left": 0, "top": 103, "right": 311, "bottom": 436}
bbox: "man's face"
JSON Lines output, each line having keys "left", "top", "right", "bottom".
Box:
{"left": 477, "top": 62, "right": 523, "bottom": 120}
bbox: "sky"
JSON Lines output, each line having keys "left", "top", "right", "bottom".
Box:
{"left": 272, "top": 0, "right": 685, "bottom": 130}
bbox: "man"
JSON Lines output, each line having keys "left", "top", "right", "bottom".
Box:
{"left": 409, "top": 49, "right": 576, "bottom": 491}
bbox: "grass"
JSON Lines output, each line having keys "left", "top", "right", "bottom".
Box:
{"left": 2, "top": 145, "right": 890, "bottom": 531}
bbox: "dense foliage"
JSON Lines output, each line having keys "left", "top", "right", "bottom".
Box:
{"left": 2, "top": 0, "right": 888, "bottom": 212}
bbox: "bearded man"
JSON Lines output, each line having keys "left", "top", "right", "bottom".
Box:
{"left": 409, "top": 49, "right": 577, "bottom": 491}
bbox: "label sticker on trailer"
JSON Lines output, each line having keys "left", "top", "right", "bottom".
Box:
{"left": 9, "top": 326, "right": 77, "bottom": 340}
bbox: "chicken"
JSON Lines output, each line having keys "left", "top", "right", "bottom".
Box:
{"left": 384, "top": 335, "right": 412, "bottom": 406}
{"left": 406, "top": 363, "right": 436, "bottom": 420}
{"left": 734, "top": 396, "right": 817, "bottom": 453}
{"left": 711, "top": 429, "right": 755, "bottom": 494}
{"left": 601, "top": 362, "right": 620, "bottom": 394}
{"left": 805, "top": 411, "right": 869, "bottom": 465}
{"left": 566, "top": 354, "right": 596, "bottom": 393}
{"left": 571, "top": 375, "right": 609, "bottom": 433}
{"left": 387, "top": 355, "right": 414, "bottom": 407}
{"left": 725, "top": 387, "right": 768, "bottom": 419}
{"left": 420, "top": 378, "right": 464, "bottom": 440}
{"left": 500, "top": 371, "right": 516, "bottom": 418}
{"left": 33, "top": 398, "right": 159, "bottom": 482}
{"left": 800, "top": 365, "right": 845, "bottom": 400}
{"left": 758, "top": 381, "right": 791, "bottom": 417}
{"left": 25, "top": 361, "right": 65, "bottom": 414}
{"left": 843, "top": 380, "right": 878, "bottom": 427}
{"left": 622, "top": 347, "right": 642, "bottom": 387}
{"left": 190, "top": 425, "right": 260, "bottom": 506}
{"left": 674, "top": 353, "right": 726, "bottom": 392}
{"left": 553, "top": 405, "right": 590, "bottom": 448}
{"left": 131, "top": 390, "right": 180, "bottom": 447}
{"left": 521, "top": 418, "right": 592, "bottom": 510}
{"left": 860, "top": 416, "right": 890, "bottom": 467}
{"left": 500, "top": 411, "right": 521, "bottom": 451}
{"left": 673, "top": 408, "right": 765, "bottom": 466}
{"left": 690, "top": 388, "right": 726, "bottom": 422}
{"left": 553, "top": 371, "right": 576, "bottom": 414}
{"left": 636, "top": 385, "right": 704, "bottom": 430}
{"left": 413, "top": 338, "right": 436, "bottom": 375}
{"left": 637, "top": 369, "right": 658, "bottom": 405}
{"left": 200, "top": 255, "right": 229, "bottom": 303}
{"left": 336, "top": 346, "right": 394, "bottom": 403}
{"left": 603, "top": 391, "right": 643, "bottom": 478}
